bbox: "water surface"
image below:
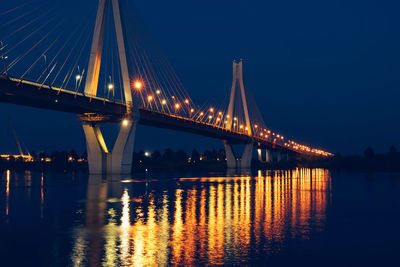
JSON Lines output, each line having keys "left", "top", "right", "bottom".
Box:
{"left": 1, "top": 169, "right": 399, "bottom": 266}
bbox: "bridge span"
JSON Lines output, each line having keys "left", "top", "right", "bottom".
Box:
{"left": 0, "top": 76, "right": 293, "bottom": 151}
{"left": 0, "top": 0, "right": 331, "bottom": 174}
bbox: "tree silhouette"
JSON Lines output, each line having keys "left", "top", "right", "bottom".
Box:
{"left": 364, "top": 147, "right": 375, "bottom": 159}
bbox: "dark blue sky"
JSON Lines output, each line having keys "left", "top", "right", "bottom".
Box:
{"left": 1, "top": 0, "right": 400, "bottom": 155}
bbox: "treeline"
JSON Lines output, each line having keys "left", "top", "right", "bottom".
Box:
{"left": 2, "top": 146, "right": 400, "bottom": 172}
{"left": 0, "top": 148, "right": 229, "bottom": 171}
{"left": 307, "top": 146, "right": 400, "bottom": 170}
{"left": 133, "top": 149, "right": 227, "bottom": 171}
{"left": 0, "top": 150, "right": 87, "bottom": 171}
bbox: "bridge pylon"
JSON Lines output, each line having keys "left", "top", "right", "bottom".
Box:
{"left": 81, "top": 0, "right": 138, "bottom": 174}
{"left": 224, "top": 60, "right": 253, "bottom": 169}
{"left": 84, "top": 0, "right": 132, "bottom": 111}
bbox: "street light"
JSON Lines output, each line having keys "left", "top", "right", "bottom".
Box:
{"left": 134, "top": 80, "right": 143, "bottom": 90}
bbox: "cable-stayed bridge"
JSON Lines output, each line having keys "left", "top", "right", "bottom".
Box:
{"left": 0, "top": 0, "right": 332, "bottom": 174}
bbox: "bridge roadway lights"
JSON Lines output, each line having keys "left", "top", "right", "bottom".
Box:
{"left": 224, "top": 140, "right": 253, "bottom": 169}
{"left": 81, "top": 116, "right": 138, "bottom": 174}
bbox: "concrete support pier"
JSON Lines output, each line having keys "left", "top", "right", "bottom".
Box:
{"left": 266, "top": 149, "right": 272, "bottom": 163}
{"left": 82, "top": 118, "right": 138, "bottom": 174}
{"left": 277, "top": 151, "right": 282, "bottom": 163}
{"left": 224, "top": 141, "right": 253, "bottom": 169}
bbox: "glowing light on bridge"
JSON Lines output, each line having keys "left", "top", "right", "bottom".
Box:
{"left": 134, "top": 80, "right": 143, "bottom": 90}
{"left": 75, "top": 75, "right": 81, "bottom": 80}
{"left": 122, "top": 119, "right": 129, "bottom": 126}
{"left": 156, "top": 90, "right": 161, "bottom": 95}
{"left": 147, "top": 95, "right": 153, "bottom": 101}
{"left": 209, "top": 108, "right": 214, "bottom": 113}
{"left": 162, "top": 99, "right": 167, "bottom": 105}
{"left": 175, "top": 103, "right": 180, "bottom": 109}
{"left": 108, "top": 84, "right": 114, "bottom": 90}
{"left": 184, "top": 99, "right": 189, "bottom": 104}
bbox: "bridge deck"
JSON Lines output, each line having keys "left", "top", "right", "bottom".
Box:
{"left": 0, "top": 76, "right": 302, "bottom": 154}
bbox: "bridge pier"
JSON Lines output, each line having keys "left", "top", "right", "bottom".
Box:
{"left": 266, "top": 149, "right": 272, "bottom": 163}
{"left": 224, "top": 141, "right": 253, "bottom": 169}
{"left": 277, "top": 151, "right": 282, "bottom": 163}
{"left": 257, "top": 148, "right": 263, "bottom": 162}
{"left": 258, "top": 148, "right": 273, "bottom": 164}
{"left": 82, "top": 117, "right": 138, "bottom": 174}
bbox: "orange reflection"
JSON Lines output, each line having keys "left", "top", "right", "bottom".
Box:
{"left": 71, "top": 168, "right": 331, "bottom": 265}
{"left": 40, "top": 173, "right": 44, "bottom": 220}
{"left": 6, "top": 170, "right": 10, "bottom": 222}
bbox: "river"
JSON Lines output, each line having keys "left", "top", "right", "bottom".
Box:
{"left": 0, "top": 169, "right": 399, "bottom": 266}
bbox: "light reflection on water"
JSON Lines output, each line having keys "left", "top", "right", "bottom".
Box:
{"left": 1, "top": 168, "right": 331, "bottom": 266}
{"left": 76, "top": 169, "right": 329, "bottom": 266}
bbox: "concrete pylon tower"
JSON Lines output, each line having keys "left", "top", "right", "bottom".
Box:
{"left": 81, "top": 0, "right": 137, "bottom": 174}
{"left": 226, "top": 60, "right": 252, "bottom": 136}
{"left": 84, "top": 0, "right": 132, "bottom": 111}
{"left": 224, "top": 60, "right": 253, "bottom": 169}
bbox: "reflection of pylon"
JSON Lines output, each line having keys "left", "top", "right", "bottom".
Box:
{"left": 84, "top": 0, "right": 132, "bottom": 112}
{"left": 226, "top": 59, "right": 251, "bottom": 136}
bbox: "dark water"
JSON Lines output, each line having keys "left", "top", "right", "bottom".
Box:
{"left": 0, "top": 169, "right": 400, "bottom": 266}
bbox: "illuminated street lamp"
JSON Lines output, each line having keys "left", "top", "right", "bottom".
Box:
{"left": 134, "top": 80, "right": 143, "bottom": 90}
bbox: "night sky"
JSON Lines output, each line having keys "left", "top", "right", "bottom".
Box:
{"left": 1, "top": 0, "right": 400, "bottom": 155}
